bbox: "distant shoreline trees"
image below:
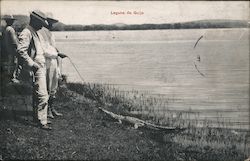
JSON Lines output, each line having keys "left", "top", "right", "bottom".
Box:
{"left": 57, "top": 20, "right": 249, "bottom": 31}
{"left": 1, "top": 15, "right": 249, "bottom": 32}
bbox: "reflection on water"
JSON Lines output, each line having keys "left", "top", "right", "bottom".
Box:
{"left": 55, "top": 29, "right": 249, "bottom": 129}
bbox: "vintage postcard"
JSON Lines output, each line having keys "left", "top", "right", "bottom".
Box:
{"left": 0, "top": 1, "right": 249, "bottom": 160}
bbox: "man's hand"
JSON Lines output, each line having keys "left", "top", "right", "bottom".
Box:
{"left": 58, "top": 53, "right": 67, "bottom": 58}
{"left": 32, "top": 63, "right": 40, "bottom": 72}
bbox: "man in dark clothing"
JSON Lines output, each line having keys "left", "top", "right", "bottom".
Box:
{"left": 1, "top": 15, "right": 19, "bottom": 85}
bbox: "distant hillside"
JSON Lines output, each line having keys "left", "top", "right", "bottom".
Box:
{"left": 1, "top": 15, "right": 249, "bottom": 32}
{"left": 179, "top": 19, "right": 249, "bottom": 29}
{"left": 57, "top": 19, "right": 250, "bottom": 31}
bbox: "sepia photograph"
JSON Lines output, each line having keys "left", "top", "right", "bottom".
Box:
{"left": 0, "top": 0, "right": 249, "bottom": 160}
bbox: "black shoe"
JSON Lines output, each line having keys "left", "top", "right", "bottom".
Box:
{"left": 39, "top": 124, "right": 52, "bottom": 131}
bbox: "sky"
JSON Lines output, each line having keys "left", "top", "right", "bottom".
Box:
{"left": 1, "top": 1, "right": 249, "bottom": 25}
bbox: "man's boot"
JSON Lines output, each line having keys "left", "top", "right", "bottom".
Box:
{"left": 48, "top": 107, "right": 54, "bottom": 119}
{"left": 48, "top": 97, "right": 54, "bottom": 119}
{"left": 49, "top": 96, "right": 63, "bottom": 117}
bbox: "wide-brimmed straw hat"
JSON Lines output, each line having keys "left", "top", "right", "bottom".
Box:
{"left": 30, "top": 10, "right": 48, "bottom": 26}
{"left": 2, "top": 14, "right": 16, "bottom": 20}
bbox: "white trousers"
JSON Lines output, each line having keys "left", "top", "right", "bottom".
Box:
{"left": 46, "top": 59, "right": 59, "bottom": 98}
{"left": 33, "top": 66, "right": 49, "bottom": 125}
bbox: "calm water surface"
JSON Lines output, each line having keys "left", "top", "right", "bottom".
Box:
{"left": 54, "top": 29, "right": 249, "bottom": 129}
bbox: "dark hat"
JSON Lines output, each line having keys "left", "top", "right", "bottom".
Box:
{"left": 2, "top": 14, "right": 16, "bottom": 20}
{"left": 30, "top": 10, "right": 48, "bottom": 26}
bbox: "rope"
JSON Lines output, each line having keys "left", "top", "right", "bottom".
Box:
{"left": 65, "top": 56, "right": 104, "bottom": 106}
{"left": 67, "top": 57, "right": 85, "bottom": 82}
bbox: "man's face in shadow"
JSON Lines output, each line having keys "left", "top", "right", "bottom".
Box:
{"left": 30, "top": 16, "right": 45, "bottom": 31}
{"left": 5, "top": 19, "right": 15, "bottom": 26}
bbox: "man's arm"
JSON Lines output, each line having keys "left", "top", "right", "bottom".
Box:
{"left": 6, "top": 26, "right": 18, "bottom": 46}
{"left": 17, "top": 29, "right": 35, "bottom": 67}
{"left": 7, "top": 27, "right": 18, "bottom": 50}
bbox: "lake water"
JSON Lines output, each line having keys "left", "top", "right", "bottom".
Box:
{"left": 54, "top": 29, "right": 249, "bottom": 129}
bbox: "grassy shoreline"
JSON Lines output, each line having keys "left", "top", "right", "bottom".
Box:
{"left": 0, "top": 82, "right": 249, "bottom": 160}
{"left": 67, "top": 82, "right": 248, "bottom": 129}
{"left": 66, "top": 82, "right": 249, "bottom": 159}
